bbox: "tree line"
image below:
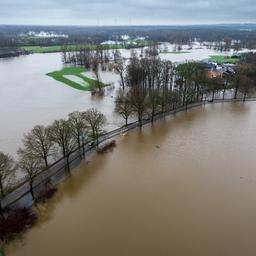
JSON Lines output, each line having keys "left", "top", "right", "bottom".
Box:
{"left": 0, "top": 109, "right": 106, "bottom": 217}
{"left": 1, "top": 24, "right": 256, "bottom": 50}
{"left": 115, "top": 52, "right": 256, "bottom": 126}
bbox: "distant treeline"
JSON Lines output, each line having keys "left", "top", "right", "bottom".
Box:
{"left": 0, "top": 24, "right": 256, "bottom": 49}
{"left": 0, "top": 47, "right": 29, "bottom": 58}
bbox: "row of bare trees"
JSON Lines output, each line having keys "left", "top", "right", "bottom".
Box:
{"left": 62, "top": 45, "right": 122, "bottom": 70}
{"left": 0, "top": 109, "right": 106, "bottom": 215}
{"left": 115, "top": 53, "right": 256, "bottom": 126}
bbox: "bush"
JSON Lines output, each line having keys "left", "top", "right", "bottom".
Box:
{"left": 35, "top": 188, "right": 58, "bottom": 204}
{"left": 0, "top": 208, "right": 37, "bottom": 242}
{"left": 97, "top": 140, "right": 117, "bottom": 154}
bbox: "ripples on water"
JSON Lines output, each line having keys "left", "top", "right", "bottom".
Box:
{"left": 6, "top": 102, "right": 256, "bottom": 256}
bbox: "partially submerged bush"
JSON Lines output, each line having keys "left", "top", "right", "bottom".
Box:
{"left": 0, "top": 208, "right": 37, "bottom": 242}
{"left": 36, "top": 188, "right": 58, "bottom": 204}
{"left": 97, "top": 140, "right": 116, "bottom": 154}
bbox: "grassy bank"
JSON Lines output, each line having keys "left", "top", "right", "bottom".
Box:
{"left": 208, "top": 55, "right": 240, "bottom": 64}
{"left": 47, "top": 67, "right": 105, "bottom": 91}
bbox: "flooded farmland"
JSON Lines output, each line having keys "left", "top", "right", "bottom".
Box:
{"left": 0, "top": 44, "right": 243, "bottom": 155}
{"left": 6, "top": 102, "right": 256, "bottom": 256}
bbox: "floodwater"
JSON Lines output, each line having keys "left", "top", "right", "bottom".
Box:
{"left": 0, "top": 53, "right": 121, "bottom": 156}
{"left": 0, "top": 44, "right": 252, "bottom": 155}
{"left": 6, "top": 102, "right": 256, "bottom": 256}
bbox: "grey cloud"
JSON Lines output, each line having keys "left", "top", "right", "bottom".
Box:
{"left": 0, "top": 0, "right": 255, "bottom": 25}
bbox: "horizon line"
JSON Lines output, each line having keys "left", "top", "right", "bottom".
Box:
{"left": 1, "top": 22, "right": 256, "bottom": 27}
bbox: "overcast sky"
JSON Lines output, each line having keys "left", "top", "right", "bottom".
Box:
{"left": 0, "top": 0, "right": 255, "bottom": 25}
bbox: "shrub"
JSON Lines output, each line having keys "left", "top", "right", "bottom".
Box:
{"left": 35, "top": 188, "right": 58, "bottom": 204}
{"left": 0, "top": 208, "right": 37, "bottom": 242}
{"left": 97, "top": 140, "right": 117, "bottom": 154}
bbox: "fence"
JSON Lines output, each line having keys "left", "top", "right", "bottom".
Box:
{"left": 2, "top": 97, "right": 256, "bottom": 210}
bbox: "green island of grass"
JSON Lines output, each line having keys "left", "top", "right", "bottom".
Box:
{"left": 47, "top": 67, "right": 106, "bottom": 91}
{"left": 208, "top": 55, "right": 240, "bottom": 64}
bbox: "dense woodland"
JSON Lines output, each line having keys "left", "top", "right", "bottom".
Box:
{"left": 1, "top": 24, "right": 256, "bottom": 49}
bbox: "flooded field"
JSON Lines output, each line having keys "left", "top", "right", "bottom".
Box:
{"left": 0, "top": 53, "right": 121, "bottom": 155}
{"left": 6, "top": 102, "right": 256, "bottom": 256}
{"left": 0, "top": 44, "right": 253, "bottom": 155}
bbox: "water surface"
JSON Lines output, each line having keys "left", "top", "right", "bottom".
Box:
{"left": 6, "top": 102, "right": 256, "bottom": 256}
{"left": 0, "top": 44, "right": 246, "bottom": 155}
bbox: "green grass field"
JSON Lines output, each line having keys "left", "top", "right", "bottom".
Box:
{"left": 208, "top": 55, "right": 240, "bottom": 64}
{"left": 22, "top": 40, "right": 153, "bottom": 54}
{"left": 22, "top": 44, "right": 124, "bottom": 53}
{"left": 22, "top": 45, "right": 65, "bottom": 53}
{"left": 47, "top": 67, "right": 105, "bottom": 91}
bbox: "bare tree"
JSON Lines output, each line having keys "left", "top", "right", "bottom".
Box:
{"left": 18, "top": 151, "right": 43, "bottom": 201}
{"left": 115, "top": 92, "right": 133, "bottom": 127}
{"left": 113, "top": 49, "right": 122, "bottom": 63}
{"left": 239, "top": 76, "right": 254, "bottom": 101}
{"left": 131, "top": 87, "right": 148, "bottom": 126}
{"left": 115, "top": 59, "right": 126, "bottom": 89}
{"left": 0, "top": 152, "right": 16, "bottom": 216}
{"left": 68, "top": 111, "right": 88, "bottom": 157}
{"left": 83, "top": 109, "right": 106, "bottom": 146}
{"left": 50, "top": 119, "right": 76, "bottom": 173}
{"left": 91, "top": 57, "right": 104, "bottom": 93}
{"left": 21, "top": 125, "right": 53, "bottom": 168}
{"left": 148, "top": 89, "right": 160, "bottom": 123}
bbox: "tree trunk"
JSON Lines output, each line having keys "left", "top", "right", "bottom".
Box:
{"left": 120, "top": 73, "right": 125, "bottom": 90}
{"left": 82, "top": 141, "right": 85, "bottom": 157}
{"left": 212, "top": 91, "right": 215, "bottom": 101}
{"left": 77, "top": 137, "right": 82, "bottom": 159}
{"left": 62, "top": 146, "right": 66, "bottom": 158}
{"left": 77, "top": 138, "right": 81, "bottom": 149}
{"left": 0, "top": 199, "right": 4, "bottom": 220}
{"left": 30, "top": 181, "right": 35, "bottom": 200}
{"left": 0, "top": 182, "right": 4, "bottom": 198}
{"left": 96, "top": 132, "right": 99, "bottom": 149}
{"left": 234, "top": 85, "right": 239, "bottom": 99}
{"left": 138, "top": 115, "right": 142, "bottom": 127}
{"left": 243, "top": 93, "right": 247, "bottom": 102}
{"left": 151, "top": 110, "right": 155, "bottom": 123}
{"left": 222, "top": 88, "right": 226, "bottom": 100}
{"left": 66, "top": 156, "right": 70, "bottom": 173}
{"left": 44, "top": 156, "right": 48, "bottom": 169}
{"left": 200, "top": 93, "right": 204, "bottom": 102}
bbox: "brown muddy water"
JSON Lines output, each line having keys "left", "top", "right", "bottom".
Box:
{"left": 6, "top": 102, "right": 256, "bottom": 256}
{"left": 0, "top": 44, "right": 239, "bottom": 156}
